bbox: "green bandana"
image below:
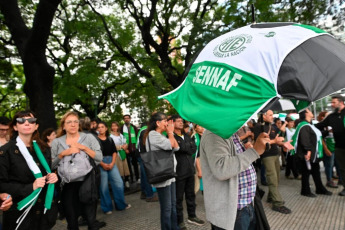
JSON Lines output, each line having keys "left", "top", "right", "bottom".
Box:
{"left": 291, "top": 121, "right": 323, "bottom": 161}
{"left": 192, "top": 133, "right": 200, "bottom": 158}
{"left": 123, "top": 125, "right": 137, "bottom": 145}
{"left": 136, "top": 125, "right": 147, "bottom": 149}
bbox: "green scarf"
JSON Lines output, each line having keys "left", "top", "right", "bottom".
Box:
{"left": 136, "top": 125, "right": 147, "bottom": 149}
{"left": 15, "top": 138, "right": 54, "bottom": 229}
{"left": 291, "top": 121, "right": 323, "bottom": 161}
{"left": 123, "top": 125, "right": 137, "bottom": 145}
{"left": 192, "top": 133, "right": 200, "bottom": 158}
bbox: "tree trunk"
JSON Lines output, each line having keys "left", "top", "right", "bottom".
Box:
{"left": 0, "top": 0, "right": 61, "bottom": 132}
{"left": 23, "top": 59, "right": 56, "bottom": 132}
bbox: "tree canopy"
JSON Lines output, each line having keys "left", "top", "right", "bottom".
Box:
{"left": 0, "top": 0, "right": 336, "bottom": 125}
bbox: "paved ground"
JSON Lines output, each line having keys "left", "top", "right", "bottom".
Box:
{"left": 53, "top": 168, "right": 345, "bottom": 230}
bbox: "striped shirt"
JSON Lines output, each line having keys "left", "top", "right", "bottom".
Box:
{"left": 232, "top": 134, "right": 257, "bottom": 209}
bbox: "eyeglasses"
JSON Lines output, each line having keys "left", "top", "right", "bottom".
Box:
{"left": 65, "top": 120, "right": 79, "bottom": 125}
{"left": 16, "top": 118, "right": 37, "bottom": 124}
{"left": 0, "top": 129, "right": 9, "bottom": 132}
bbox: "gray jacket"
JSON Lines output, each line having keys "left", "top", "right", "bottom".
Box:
{"left": 51, "top": 132, "right": 103, "bottom": 170}
{"left": 200, "top": 130, "right": 259, "bottom": 230}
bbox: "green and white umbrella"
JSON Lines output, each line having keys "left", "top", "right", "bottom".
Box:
{"left": 159, "top": 22, "right": 345, "bottom": 139}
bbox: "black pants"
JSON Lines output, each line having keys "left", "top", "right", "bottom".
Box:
{"left": 61, "top": 182, "right": 97, "bottom": 230}
{"left": 126, "top": 151, "right": 139, "bottom": 182}
{"left": 299, "top": 159, "right": 327, "bottom": 195}
{"left": 176, "top": 175, "right": 196, "bottom": 224}
{"left": 285, "top": 152, "right": 299, "bottom": 178}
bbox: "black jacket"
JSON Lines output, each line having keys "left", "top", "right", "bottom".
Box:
{"left": 173, "top": 133, "right": 197, "bottom": 180}
{"left": 315, "top": 108, "right": 345, "bottom": 149}
{"left": 297, "top": 124, "right": 318, "bottom": 162}
{"left": 0, "top": 139, "right": 57, "bottom": 230}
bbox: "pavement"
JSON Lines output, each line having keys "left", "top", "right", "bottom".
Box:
{"left": 53, "top": 168, "right": 345, "bottom": 230}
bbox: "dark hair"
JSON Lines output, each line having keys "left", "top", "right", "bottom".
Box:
{"left": 97, "top": 121, "right": 109, "bottom": 136}
{"left": 285, "top": 117, "right": 293, "bottom": 122}
{"left": 10, "top": 110, "right": 47, "bottom": 151}
{"left": 80, "top": 117, "right": 91, "bottom": 131}
{"left": 123, "top": 114, "right": 131, "bottom": 119}
{"left": 299, "top": 110, "right": 307, "bottom": 121}
{"left": 143, "top": 112, "right": 166, "bottom": 143}
{"left": 274, "top": 118, "right": 281, "bottom": 124}
{"left": 41, "top": 128, "right": 56, "bottom": 143}
{"left": 0, "top": 116, "right": 10, "bottom": 126}
{"left": 331, "top": 94, "right": 344, "bottom": 103}
{"left": 168, "top": 114, "right": 182, "bottom": 122}
{"left": 91, "top": 118, "right": 99, "bottom": 123}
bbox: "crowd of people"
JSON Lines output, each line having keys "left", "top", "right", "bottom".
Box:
{"left": 0, "top": 94, "right": 344, "bottom": 230}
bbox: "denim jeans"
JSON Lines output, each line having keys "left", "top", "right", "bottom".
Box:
{"left": 99, "top": 156, "right": 127, "bottom": 212}
{"left": 138, "top": 157, "right": 154, "bottom": 198}
{"left": 323, "top": 153, "right": 335, "bottom": 181}
{"left": 234, "top": 204, "right": 256, "bottom": 230}
{"left": 211, "top": 204, "right": 256, "bottom": 230}
{"left": 156, "top": 182, "right": 178, "bottom": 230}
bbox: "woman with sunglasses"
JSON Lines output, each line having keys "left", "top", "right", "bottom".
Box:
{"left": 51, "top": 111, "right": 102, "bottom": 230}
{"left": 0, "top": 110, "right": 58, "bottom": 230}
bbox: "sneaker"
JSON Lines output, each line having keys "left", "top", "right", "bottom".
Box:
{"left": 338, "top": 189, "right": 345, "bottom": 196}
{"left": 296, "top": 175, "right": 302, "bottom": 180}
{"left": 326, "top": 181, "right": 338, "bottom": 188}
{"left": 301, "top": 192, "right": 316, "bottom": 198}
{"left": 78, "top": 218, "right": 88, "bottom": 226}
{"left": 146, "top": 196, "right": 158, "bottom": 202}
{"left": 272, "top": 206, "right": 292, "bottom": 214}
{"left": 125, "top": 204, "right": 132, "bottom": 210}
{"left": 105, "top": 211, "right": 112, "bottom": 215}
{"left": 94, "top": 220, "right": 106, "bottom": 229}
{"left": 316, "top": 190, "right": 332, "bottom": 196}
{"left": 125, "top": 181, "right": 130, "bottom": 188}
{"left": 285, "top": 175, "right": 294, "bottom": 180}
{"left": 140, "top": 192, "right": 146, "bottom": 200}
{"left": 187, "top": 216, "right": 205, "bottom": 226}
{"left": 178, "top": 222, "right": 187, "bottom": 230}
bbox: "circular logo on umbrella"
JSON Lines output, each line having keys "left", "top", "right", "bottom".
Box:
{"left": 213, "top": 34, "right": 252, "bottom": 57}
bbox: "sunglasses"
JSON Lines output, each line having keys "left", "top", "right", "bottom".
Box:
{"left": 16, "top": 117, "right": 37, "bottom": 124}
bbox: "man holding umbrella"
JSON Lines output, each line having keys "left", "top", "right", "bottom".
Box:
{"left": 200, "top": 130, "right": 270, "bottom": 230}
{"left": 316, "top": 94, "right": 345, "bottom": 196}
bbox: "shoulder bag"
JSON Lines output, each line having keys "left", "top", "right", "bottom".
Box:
{"left": 140, "top": 135, "right": 176, "bottom": 184}
{"left": 57, "top": 135, "right": 92, "bottom": 184}
{"left": 79, "top": 155, "right": 100, "bottom": 204}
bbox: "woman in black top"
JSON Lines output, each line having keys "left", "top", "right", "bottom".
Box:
{"left": 97, "top": 122, "right": 130, "bottom": 214}
{"left": 0, "top": 110, "right": 58, "bottom": 230}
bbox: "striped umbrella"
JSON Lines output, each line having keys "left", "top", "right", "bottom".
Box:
{"left": 159, "top": 22, "right": 345, "bottom": 139}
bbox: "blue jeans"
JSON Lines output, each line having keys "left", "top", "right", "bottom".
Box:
{"left": 211, "top": 204, "right": 256, "bottom": 230}
{"left": 138, "top": 157, "right": 154, "bottom": 198}
{"left": 234, "top": 204, "right": 256, "bottom": 230}
{"left": 156, "top": 182, "right": 178, "bottom": 230}
{"left": 99, "top": 156, "right": 127, "bottom": 212}
{"left": 323, "top": 153, "right": 335, "bottom": 181}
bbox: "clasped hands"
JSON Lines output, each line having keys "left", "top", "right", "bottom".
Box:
{"left": 33, "top": 173, "right": 58, "bottom": 190}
